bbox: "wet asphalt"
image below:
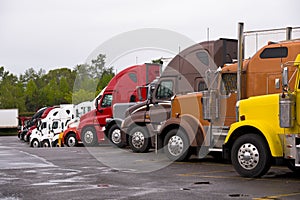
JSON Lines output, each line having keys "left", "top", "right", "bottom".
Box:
{"left": 1, "top": 136, "right": 300, "bottom": 200}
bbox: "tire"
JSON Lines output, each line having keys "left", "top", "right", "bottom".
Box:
{"left": 24, "top": 134, "right": 30, "bottom": 142}
{"left": 163, "top": 128, "right": 191, "bottom": 161}
{"left": 286, "top": 160, "right": 300, "bottom": 173}
{"left": 52, "top": 140, "right": 62, "bottom": 147}
{"left": 31, "top": 139, "right": 40, "bottom": 148}
{"left": 231, "top": 134, "right": 271, "bottom": 178}
{"left": 41, "top": 140, "right": 51, "bottom": 148}
{"left": 128, "top": 126, "right": 151, "bottom": 153}
{"left": 108, "top": 124, "right": 125, "bottom": 148}
{"left": 20, "top": 132, "right": 26, "bottom": 141}
{"left": 65, "top": 133, "right": 78, "bottom": 147}
{"left": 81, "top": 127, "right": 98, "bottom": 146}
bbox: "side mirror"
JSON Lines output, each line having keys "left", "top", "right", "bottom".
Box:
{"left": 282, "top": 67, "right": 289, "bottom": 90}
{"left": 95, "top": 95, "right": 101, "bottom": 112}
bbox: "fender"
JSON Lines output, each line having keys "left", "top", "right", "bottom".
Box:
{"left": 105, "top": 118, "right": 123, "bottom": 133}
{"left": 160, "top": 114, "right": 205, "bottom": 147}
{"left": 225, "top": 120, "right": 283, "bottom": 157}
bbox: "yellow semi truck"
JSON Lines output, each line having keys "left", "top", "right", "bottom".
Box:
{"left": 222, "top": 54, "right": 300, "bottom": 177}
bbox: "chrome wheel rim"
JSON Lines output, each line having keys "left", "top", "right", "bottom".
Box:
{"left": 84, "top": 131, "right": 94, "bottom": 144}
{"left": 167, "top": 135, "right": 184, "bottom": 157}
{"left": 32, "top": 140, "right": 39, "bottom": 148}
{"left": 237, "top": 143, "right": 259, "bottom": 170}
{"left": 67, "top": 136, "right": 76, "bottom": 147}
{"left": 132, "top": 131, "right": 145, "bottom": 149}
{"left": 111, "top": 129, "right": 121, "bottom": 144}
{"left": 43, "top": 141, "right": 50, "bottom": 147}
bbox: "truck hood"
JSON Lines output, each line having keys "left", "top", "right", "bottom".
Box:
{"left": 238, "top": 93, "right": 280, "bottom": 123}
{"left": 80, "top": 109, "right": 97, "bottom": 121}
{"left": 124, "top": 101, "right": 148, "bottom": 117}
{"left": 125, "top": 100, "right": 171, "bottom": 115}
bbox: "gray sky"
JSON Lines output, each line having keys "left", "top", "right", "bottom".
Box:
{"left": 0, "top": 0, "right": 299, "bottom": 75}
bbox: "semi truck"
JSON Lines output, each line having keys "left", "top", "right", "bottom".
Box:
{"left": 151, "top": 39, "right": 300, "bottom": 177}
{"left": 222, "top": 54, "right": 300, "bottom": 177}
{"left": 30, "top": 104, "right": 74, "bottom": 147}
{"left": 122, "top": 38, "right": 300, "bottom": 158}
{"left": 22, "top": 107, "right": 51, "bottom": 142}
{"left": 77, "top": 63, "right": 161, "bottom": 146}
{"left": 61, "top": 88, "right": 105, "bottom": 147}
{"left": 121, "top": 38, "right": 238, "bottom": 152}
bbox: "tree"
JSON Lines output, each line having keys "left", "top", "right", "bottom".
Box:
{"left": 90, "top": 54, "right": 106, "bottom": 79}
{"left": 24, "top": 80, "right": 39, "bottom": 111}
{"left": 0, "top": 72, "right": 26, "bottom": 111}
{"left": 0, "top": 53, "right": 115, "bottom": 112}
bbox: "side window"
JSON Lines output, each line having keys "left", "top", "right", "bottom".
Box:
{"left": 260, "top": 47, "right": 288, "bottom": 59}
{"left": 128, "top": 73, "right": 137, "bottom": 83}
{"left": 198, "top": 81, "right": 208, "bottom": 92}
{"left": 101, "top": 94, "right": 112, "bottom": 108}
{"left": 52, "top": 121, "right": 58, "bottom": 129}
{"left": 156, "top": 80, "right": 174, "bottom": 100}
{"left": 196, "top": 51, "right": 209, "bottom": 66}
{"left": 41, "top": 122, "right": 47, "bottom": 129}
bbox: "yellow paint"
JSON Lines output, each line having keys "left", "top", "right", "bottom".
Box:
{"left": 226, "top": 54, "right": 300, "bottom": 158}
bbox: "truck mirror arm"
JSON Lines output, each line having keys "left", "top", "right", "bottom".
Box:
{"left": 95, "top": 96, "right": 101, "bottom": 113}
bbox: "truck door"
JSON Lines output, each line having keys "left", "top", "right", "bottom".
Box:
{"left": 147, "top": 77, "right": 176, "bottom": 125}
{"left": 96, "top": 93, "right": 113, "bottom": 126}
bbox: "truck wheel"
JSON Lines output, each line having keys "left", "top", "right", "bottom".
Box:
{"left": 128, "top": 126, "right": 151, "bottom": 153}
{"left": 41, "top": 140, "right": 51, "bottom": 148}
{"left": 52, "top": 140, "right": 62, "bottom": 147}
{"left": 31, "top": 139, "right": 40, "bottom": 148}
{"left": 24, "top": 135, "right": 29, "bottom": 142}
{"left": 163, "top": 128, "right": 191, "bottom": 161}
{"left": 81, "top": 127, "right": 98, "bottom": 146}
{"left": 231, "top": 134, "right": 271, "bottom": 178}
{"left": 66, "top": 133, "right": 78, "bottom": 147}
{"left": 108, "top": 124, "right": 125, "bottom": 148}
{"left": 286, "top": 160, "right": 300, "bottom": 173}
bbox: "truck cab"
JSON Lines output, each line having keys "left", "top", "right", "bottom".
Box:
{"left": 30, "top": 105, "right": 74, "bottom": 148}
{"left": 61, "top": 89, "right": 102, "bottom": 147}
{"left": 121, "top": 38, "right": 238, "bottom": 153}
{"left": 222, "top": 54, "right": 300, "bottom": 177}
{"left": 138, "top": 39, "right": 300, "bottom": 164}
{"left": 77, "top": 63, "right": 161, "bottom": 146}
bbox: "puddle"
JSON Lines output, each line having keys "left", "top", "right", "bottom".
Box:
{"left": 194, "top": 181, "right": 210, "bottom": 185}
{"left": 229, "top": 193, "right": 249, "bottom": 198}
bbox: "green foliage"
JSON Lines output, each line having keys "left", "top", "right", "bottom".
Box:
{"left": 0, "top": 54, "right": 114, "bottom": 113}
{"left": 152, "top": 58, "right": 164, "bottom": 65}
{"left": 66, "top": 89, "right": 95, "bottom": 105}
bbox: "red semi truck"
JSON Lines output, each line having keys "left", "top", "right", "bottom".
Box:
{"left": 77, "top": 63, "right": 161, "bottom": 146}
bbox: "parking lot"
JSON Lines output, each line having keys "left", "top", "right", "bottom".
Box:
{"left": 1, "top": 136, "right": 300, "bottom": 200}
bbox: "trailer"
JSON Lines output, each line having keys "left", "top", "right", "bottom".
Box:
{"left": 0, "top": 109, "right": 18, "bottom": 128}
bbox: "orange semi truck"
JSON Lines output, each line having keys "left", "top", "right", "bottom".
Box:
{"left": 155, "top": 39, "right": 300, "bottom": 163}
{"left": 122, "top": 35, "right": 300, "bottom": 157}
